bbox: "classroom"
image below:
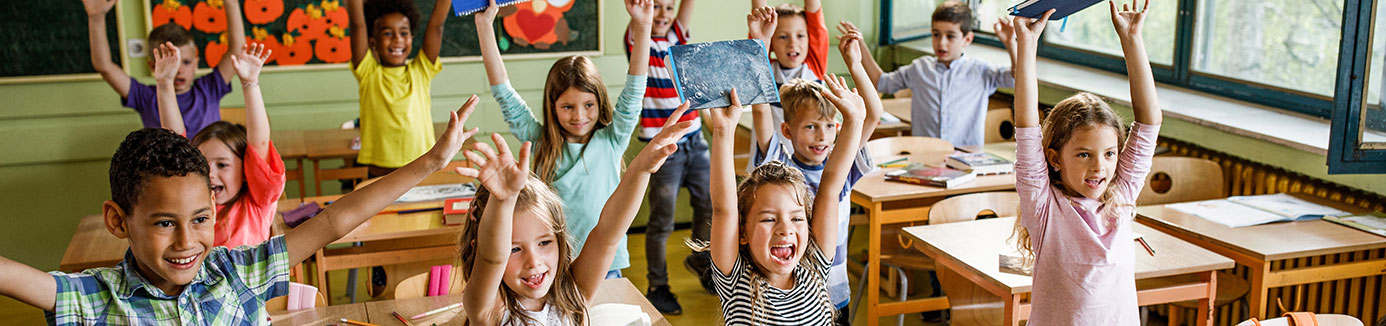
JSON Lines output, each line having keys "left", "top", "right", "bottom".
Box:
{"left": 0, "top": 0, "right": 1384, "bottom": 325}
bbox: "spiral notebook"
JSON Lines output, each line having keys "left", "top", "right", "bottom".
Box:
{"left": 666, "top": 39, "right": 780, "bottom": 110}
{"left": 451, "top": 0, "right": 531, "bottom": 16}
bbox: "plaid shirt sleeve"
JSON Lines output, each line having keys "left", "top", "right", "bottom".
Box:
{"left": 46, "top": 272, "right": 112, "bottom": 325}
{"left": 226, "top": 235, "right": 291, "bottom": 302}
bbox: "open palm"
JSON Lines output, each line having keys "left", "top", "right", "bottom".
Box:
{"left": 152, "top": 42, "right": 181, "bottom": 83}
{"left": 1109, "top": 0, "right": 1149, "bottom": 40}
{"left": 231, "top": 43, "right": 272, "bottom": 84}
{"left": 457, "top": 133, "right": 530, "bottom": 199}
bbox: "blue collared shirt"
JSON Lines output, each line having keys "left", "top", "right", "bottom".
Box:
{"left": 877, "top": 54, "right": 1014, "bottom": 147}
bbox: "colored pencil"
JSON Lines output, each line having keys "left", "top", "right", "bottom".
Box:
{"left": 878, "top": 157, "right": 907, "bottom": 166}
{"left": 339, "top": 318, "right": 381, "bottom": 326}
{"left": 392, "top": 311, "right": 416, "bottom": 326}
{"left": 1136, "top": 237, "right": 1156, "bottom": 256}
{"left": 411, "top": 302, "right": 464, "bottom": 320}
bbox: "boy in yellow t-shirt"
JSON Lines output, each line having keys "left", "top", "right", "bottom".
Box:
{"left": 347, "top": 0, "right": 452, "bottom": 176}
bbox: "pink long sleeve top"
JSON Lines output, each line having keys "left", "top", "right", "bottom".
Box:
{"left": 1015, "top": 122, "right": 1160, "bottom": 325}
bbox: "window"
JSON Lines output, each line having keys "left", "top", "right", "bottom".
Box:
{"left": 880, "top": 0, "right": 938, "bottom": 44}
{"left": 1044, "top": 1, "right": 1177, "bottom": 66}
{"left": 1192, "top": 0, "right": 1342, "bottom": 99}
{"left": 1329, "top": 0, "right": 1386, "bottom": 173}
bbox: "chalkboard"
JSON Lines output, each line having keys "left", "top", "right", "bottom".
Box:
{"left": 0, "top": 2, "right": 124, "bottom": 80}
{"left": 147, "top": 0, "right": 601, "bottom": 68}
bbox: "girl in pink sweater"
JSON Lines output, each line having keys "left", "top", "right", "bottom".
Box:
{"left": 1003, "top": 1, "right": 1163, "bottom": 324}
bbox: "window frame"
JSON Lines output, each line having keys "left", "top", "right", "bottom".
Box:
{"left": 878, "top": 0, "right": 935, "bottom": 46}
{"left": 1328, "top": 0, "right": 1386, "bottom": 173}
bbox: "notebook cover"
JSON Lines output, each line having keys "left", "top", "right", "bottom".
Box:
{"left": 1010, "top": 0, "right": 1104, "bottom": 20}
{"left": 428, "top": 265, "right": 443, "bottom": 297}
{"left": 437, "top": 265, "right": 453, "bottom": 295}
{"left": 451, "top": 0, "right": 532, "bottom": 16}
{"left": 884, "top": 166, "right": 976, "bottom": 188}
{"left": 666, "top": 39, "right": 780, "bottom": 110}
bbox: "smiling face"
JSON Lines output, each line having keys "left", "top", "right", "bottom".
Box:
{"left": 106, "top": 175, "right": 216, "bottom": 296}
{"left": 501, "top": 210, "right": 562, "bottom": 310}
{"left": 553, "top": 87, "right": 601, "bottom": 142}
{"left": 1046, "top": 124, "right": 1121, "bottom": 200}
{"left": 197, "top": 140, "right": 243, "bottom": 205}
{"left": 781, "top": 106, "right": 838, "bottom": 166}
{"left": 741, "top": 183, "right": 812, "bottom": 285}
{"left": 370, "top": 13, "right": 413, "bottom": 67}
{"left": 930, "top": 21, "right": 973, "bottom": 65}
{"left": 770, "top": 15, "right": 809, "bottom": 69}
{"left": 651, "top": 0, "right": 677, "bottom": 36}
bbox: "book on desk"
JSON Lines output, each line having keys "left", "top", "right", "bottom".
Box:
{"left": 1166, "top": 193, "right": 1352, "bottom": 228}
{"left": 884, "top": 164, "right": 976, "bottom": 188}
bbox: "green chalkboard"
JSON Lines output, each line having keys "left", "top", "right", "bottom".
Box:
{"left": 148, "top": 0, "right": 600, "bottom": 68}
{"left": 0, "top": 2, "right": 123, "bottom": 79}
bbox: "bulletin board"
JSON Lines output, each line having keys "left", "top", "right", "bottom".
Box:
{"left": 144, "top": 0, "right": 602, "bottom": 70}
{"left": 0, "top": 2, "right": 125, "bottom": 83}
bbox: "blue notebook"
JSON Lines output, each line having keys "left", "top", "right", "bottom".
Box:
{"left": 451, "top": 0, "right": 531, "bottom": 16}
{"left": 1008, "top": 0, "right": 1103, "bottom": 20}
{"left": 666, "top": 39, "right": 780, "bottom": 110}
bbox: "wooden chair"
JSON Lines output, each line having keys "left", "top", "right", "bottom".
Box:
{"left": 264, "top": 283, "right": 328, "bottom": 312}
{"left": 394, "top": 269, "right": 467, "bottom": 299}
{"left": 1137, "top": 156, "right": 1226, "bottom": 206}
{"left": 1144, "top": 271, "right": 1250, "bottom": 326}
{"left": 926, "top": 192, "right": 1020, "bottom": 326}
{"left": 1235, "top": 314, "right": 1364, "bottom": 326}
{"left": 219, "top": 107, "right": 246, "bottom": 126}
{"left": 985, "top": 108, "right": 1015, "bottom": 143}
{"left": 865, "top": 136, "right": 954, "bottom": 166}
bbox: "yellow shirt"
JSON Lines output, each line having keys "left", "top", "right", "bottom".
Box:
{"left": 352, "top": 50, "right": 442, "bottom": 168}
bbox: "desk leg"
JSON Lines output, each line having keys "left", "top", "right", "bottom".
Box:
{"left": 1004, "top": 294, "right": 1023, "bottom": 326}
{"left": 1197, "top": 270, "right": 1216, "bottom": 326}
{"left": 315, "top": 249, "right": 328, "bottom": 299}
{"left": 1249, "top": 263, "right": 1271, "bottom": 320}
{"left": 867, "top": 202, "right": 882, "bottom": 326}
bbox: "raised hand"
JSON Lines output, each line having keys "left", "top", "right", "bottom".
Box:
{"left": 1110, "top": 0, "right": 1149, "bottom": 42}
{"left": 994, "top": 18, "right": 1016, "bottom": 49}
{"left": 428, "top": 95, "right": 483, "bottom": 170}
{"left": 152, "top": 42, "right": 181, "bottom": 85}
{"left": 820, "top": 74, "right": 864, "bottom": 121}
{"left": 838, "top": 31, "right": 863, "bottom": 66}
{"left": 703, "top": 89, "right": 745, "bottom": 133}
{"left": 457, "top": 133, "right": 531, "bottom": 200}
{"left": 83, "top": 0, "right": 117, "bottom": 17}
{"left": 630, "top": 103, "right": 698, "bottom": 174}
{"left": 1012, "top": 9, "right": 1054, "bottom": 49}
{"left": 230, "top": 43, "right": 272, "bottom": 86}
{"left": 474, "top": 0, "right": 500, "bottom": 25}
{"left": 747, "top": 6, "right": 777, "bottom": 44}
{"left": 626, "top": 0, "right": 655, "bottom": 26}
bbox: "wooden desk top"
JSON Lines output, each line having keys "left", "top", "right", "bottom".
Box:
{"left": 270, "top": 130, "right": 309, "bottom": 159}
{"left": 363, "top": 278, "right": 670, "bottom": 326}
{"left": 1136, "top": 195, "right": 1384, "bottom": 262}
{"left": 270, "top": 302, "right": 369, "bottom": 326}
{"left": 903, "top": 217, "right": 1235, "bottom": 294}
{"left": 59, "top": 215, "right": 126, "bottom": 272}
{"left": 852, "top": 168, "right": 1016, "bottom": 203}
{"left": 301, "top": 122, "right": 450, "bottom": 159}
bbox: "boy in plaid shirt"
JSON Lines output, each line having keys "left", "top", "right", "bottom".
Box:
{"left": 0, "top": 95, "right": 481, "bottom": 325}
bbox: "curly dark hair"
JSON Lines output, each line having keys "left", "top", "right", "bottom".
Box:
{"left": 932, "top": 0, "right": 975, "bottom": 34}
{"left": 364, "top": 0, "right": 420, "bottom": 36}
{"left": 109, "top": 128, "right": 211, "bottom": 213}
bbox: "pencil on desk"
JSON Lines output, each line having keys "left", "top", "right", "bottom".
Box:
{"left": 391, "top": 311, "right": 416, "bottom": 326}
{"left": 878, "top": 158, "right": 906, "bottom": 166}
{"left": 411, "top": 302, "right": 463, "bottom": 320}
{"left": 1136, "top": 237, "right": 1156, "bottom": 256}
{"left": 339, "top": 318, "right": 381, "bottom": 326}
{"left": 879, "top": 163, "right": 909, "bottom": 168}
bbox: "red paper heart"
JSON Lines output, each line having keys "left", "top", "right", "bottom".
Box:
{"left": 512, "top": 10, "right": 556, "bottom": 43}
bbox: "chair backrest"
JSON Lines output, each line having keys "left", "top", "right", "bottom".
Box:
{"left": 1136, "top": 156, "right": 1225, "bottom": 206}
{"left": 1234, "top": 314, "right": 1364, "bottom": 326}
{"left": 219, "top": 107, "right": 246, "bottom": 126}
{"left": 265, "top": 282, "right": 327, "bottom": 312}
{"left": 985, "top": 108, "right": 1015, "bottom": 143}
{"left": 394, "top": 269, "right": 467, "bottom": 299}
{"left": 866, "top": 136, "right": 954, "bottom": 165}
{"left": 927, "top": 192, "right": 1021, "bottom": 225}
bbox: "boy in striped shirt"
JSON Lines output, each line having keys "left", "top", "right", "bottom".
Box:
{"left": 625, "top": 0, "right": 706, "bottom": 315}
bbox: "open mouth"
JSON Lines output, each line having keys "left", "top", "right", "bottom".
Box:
{"left": 520, "top": 272, "right": 548, "bottom": 288}
{"left": 807, "top": 145, "right": 828, "bottom": 155}
{"left": 211, "top": 185, "right": 224, "bottom": 198}
{"left": 1083, "top": 176, "right": 1106, "bottom": 189}
{"left": 388, "top": 47, "right": 406, "bottom": 57}
{"left": 164, "top": 254, "right": 198, "bottom": 270}
{"left": 769, "top": 243, "right": 796, "bottom": 264}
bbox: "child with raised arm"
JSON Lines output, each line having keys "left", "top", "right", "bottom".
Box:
{"left": 745, "top": 0, "right": 827, "bottom": 153}
{"left": 701, "top": 75, "right": 866, "bottom": 325}
{"left": 474, "top": 0, "right": 655, "bottom": 278}
{"left": 84, "top": 0, "right": 245, "bottom": 137}
{"left": 622, "top": 0, "right": 708, "bottom": 311}
{"left": 457, "top": 106, "right": 697, "bottom": 326}
{"left": 745, "top": 32, "right": 881, "bottom": 323}
{"left": 346, "top": 0, "right": 453, "bottom": 177}
{"left": 1008, "top": 1, "right": 1163, "bottom": 324}
{"left": 153, "top": 42, "right": 286, "bottom": 248}
{"left": 0, "top": 95, "right": 482, "bottom": 324}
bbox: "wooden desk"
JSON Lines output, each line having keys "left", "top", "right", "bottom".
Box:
{"left": 300, "top": 122, "right": 451, "bottom": 196}
{"left": 853, "top": 150, "right": 1016, "bottom": 326}
{"left": 59, "top": 215, "right": 125, "bottom": 272}
{"left": 1136, "top": 195, "right": 1386, "bottom": 322}
{"left": 362, "top": 278, "right": 670, "bottom": 326}
{"left": 269, "top": 302, "right": 369, "bottom": 326}
{"left": 903, "top": 217, "right": 1234, "bottom": 326}
{"left": 271, "top": 130, "right": 309, "bottom": 198}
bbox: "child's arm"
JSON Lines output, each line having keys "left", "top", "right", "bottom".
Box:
{"left": 747, "top": 8, "right": 777, "bottom": 152}
{"left": 704, "top": 90, "right": 746, "bottom": 276}
{"left": 1011, "top": 11, "right": 1052, "bottom": 129}
{"left": 747, "top": 6, "right": 777, "bottom": 46}
{"left": 804, "top": 0, "right": 820, "bottom": 14}
{"left": 421, "top": 0, "right": 450, "bottom": 63}
{"left": 455, "top": 134, "right": 532, "bottom": 325}
{"left": 1112, "top": 0, "right": 1161, "bottom": 126}
{"left": 230, "top": 43, "right": 273, "bottom": 157}
{"left": 283, "top": 96, "right": 481, "bottom": 265}
{"left": 216, "top": 0, "right": 247, "bottom": 82}
{"left": 475, "top": 0, "right": 509, "bottom": 85}
{"left": 994, "top": 18, "right": 1020, "bottom": 70}
{"left": 573, "top": 105, "right": 698, "bottom": 299}
{"left": 837, "top": 21, "right": 885, "bottom": 86}
{"left": 750, "top": 102, "right": 774, "bottom": 153}
{"left": 626, "top": 0, "right": 654, "bottom": 76}
{"left": 83, "top": 0, "right": 131, "bottom": 98}
{"left": 153, "top": 43, "right": 186, "bottom": 136}
{"left": 811, "top": 75, "right": 864, "bottom": 262}
{"left": 839, "top": 32, "right": 880, "bottom": 149}
{"left": 346, "top": 0, "right": 368, "bottom": 68}
{"left": 0, "top": 256, "right": 56, "bottom": 312}
{"left": 674, "top": 0, "right": 695, "bottom": 28}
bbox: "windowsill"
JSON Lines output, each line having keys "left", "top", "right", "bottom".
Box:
{"left": 895, "top": 40, "right": 1337, "bottom": 156}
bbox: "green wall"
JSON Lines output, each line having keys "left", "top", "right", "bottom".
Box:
{"left": 0, "top": 0, "right": 878, "bottom": 271}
